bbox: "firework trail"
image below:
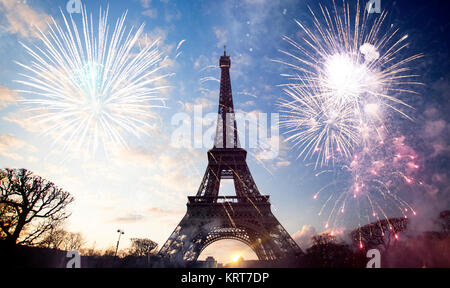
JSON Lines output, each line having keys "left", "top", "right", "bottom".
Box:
{"left": 277, "top": 1, "right": 423, "bottom": 244}
{"left": 16, "top": 6, "right": 171, "bottom": 157}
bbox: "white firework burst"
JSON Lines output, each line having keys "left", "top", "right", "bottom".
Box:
{"left": 16, "top": 6, "right": 170, "bottom": 157}
{"left": 277, "top": 1, "right": 423, "bottom": 168}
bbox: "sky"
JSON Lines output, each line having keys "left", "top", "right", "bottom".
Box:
{"left": 0, "top": 0, "right": 449, "bottom": 263}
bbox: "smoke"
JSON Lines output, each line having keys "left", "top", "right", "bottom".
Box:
{"left": 359, "top": 43, "right": 380, "bottom": 62}
{"left": 292, "top": 225, "right": 317, "bottom": 250}
{"left": 381, "top": 233, "right": 450, "bottom": 268}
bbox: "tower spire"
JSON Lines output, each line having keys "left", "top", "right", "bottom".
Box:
{"left": 214, "top": 48, "right": 239, "bottom": 148}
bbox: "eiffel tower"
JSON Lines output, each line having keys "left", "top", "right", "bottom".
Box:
{"left": 158, "top": 49, "right": 302, "bottom": 263}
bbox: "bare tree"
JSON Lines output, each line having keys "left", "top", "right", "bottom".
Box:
{"left": 63, "top": 232, "right": 84, "bottom": 251}
{"left": 305, "top": 232, "right": 363, "bottom": 267}
{"left": 130, "top": 238, "right": 158, "bottom": 256}
{"left": 350, "top": 217, "right": 408, "bottom": 251}
{"left": 79, "top": 242, "right": 101, "bottom": 256}
{"left": 311, "top": 233, "right": 337, "bottom": 246}
{"left": 41, "top": 228, "right": 68, "bottom": 249}
{"left": 39, "top": 220, "right": 66, "bottom": 249}
{"left": 103, "top": 247, "right": 116, "bottom": 257}
{"left": 0, "top": 168, "right": 74, "bottom": 245}
{"left": 40, "top": 224, "right": 85, "bottom": 251}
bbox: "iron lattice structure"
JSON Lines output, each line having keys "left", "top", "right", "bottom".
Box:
{"left": 158, "top": 50, "right": 302, "bottom": 262}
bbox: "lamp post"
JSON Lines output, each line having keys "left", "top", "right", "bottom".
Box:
{"left": 114, "top": 229, "right": 124, "bottom": 260}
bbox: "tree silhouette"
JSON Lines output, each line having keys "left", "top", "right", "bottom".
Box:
{"left": 436, "top": 210, "right": 450, "bottom": 234}
{"left": 40, "top": 222, "right": 84, "bottom": 251}
{"left": 40, "top": 224, "right": 67, "bottom": 249}
{"left": 305, "top": 232, "right": 364, "bottom": 267}
{"left": 350, "top": 217, "right": 408, "bottom": 251}
{"left": 0, "top": 168, "right": 74, "bottom": 245}
{"left": 130, "top": 238, "right": 158, "bottom": 256}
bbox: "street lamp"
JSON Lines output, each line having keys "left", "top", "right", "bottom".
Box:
{"left": 114, "top": 229, "right": 124, "bottom": 259}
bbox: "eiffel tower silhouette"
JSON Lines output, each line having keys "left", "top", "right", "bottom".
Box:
{"left": 158, "top": 49, "right": 302, "bottom": 263}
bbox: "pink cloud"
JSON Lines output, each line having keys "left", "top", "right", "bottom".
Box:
{"left": 423, "top": 120, "right": 447, "bottom": 139}
{"left": 0, "top": 134, "right": 25, "bottom": 160}
{"left": 0, "top": 86, "right": 20, "bottom": 108}
{"left": 0, "top": 0, "right": 51, "bottom": 39}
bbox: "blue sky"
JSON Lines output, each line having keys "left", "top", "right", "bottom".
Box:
{"left": 0, "top": 0, "right": 449, "bottom": 262}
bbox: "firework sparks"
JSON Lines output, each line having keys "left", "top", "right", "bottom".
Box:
{"left": 277, "top": 1, "right": 423, "bottom": 167}
{"left": 277, "top": 1, "right": 423, "bottom": 240}
{"left": 314, "top": 136, "right": 419, "bottom": 234}
{"left": 16, "top": 6, "right": 170, "bottom": 157}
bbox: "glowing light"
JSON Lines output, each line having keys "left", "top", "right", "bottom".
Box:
{"left": 232, "top": 254, "right": 241, "bottom": 263}
{"left": 364, "top": 103, "right": 380, "bottom": 117}
{"left": 323, "top": 53, "right": 375, "bottom": 104}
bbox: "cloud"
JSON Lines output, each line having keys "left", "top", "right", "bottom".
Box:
{"left": 117, "top": 146, "right": 157, "bottom": 167}
{"left": 2, "top": 107, "right": 49, "bottom": 133}
{"left": 42, "top": 163, "right": 69, "bottom": 178}
{"left": 164, "top": 7, "right": 182, "bottom": 23}
{"left": 0, "top": 133, "right": 24, "bottom": 148}
{"left": 0, "top": 0, "right": 51, "bottom": 39}
{"left": 147, "top": 166, "right": 198, "bottom": 195}
{"left": 140, "top": 0, "right": 151, "bottom": 8}
{"left": 213, "top": 27, "right": 228, "bottom": 48}
{"left": 0, "top": 86, "right": 20, "bottom": 109}
{"left": 194, "top": 54, "right": 215, "bottom": 70}
{"left": 147, "top": 207, "right": 184, "bottom": 216}
{"left": 241, "top": 100, "right": 256, "bottom": 107}
{"left": 292, "top": 225, "right": 317, "bottom": 250}
{"left": 112, "top": 213, "right": 146, "bottom": 223}
{"left": 182, "top": 96, "right": 216, "bottom": 113}
{"left": 0, "top": 134, "right": 35, "bottom": 161}
{"left": 229, "top": 53, "right": 252, "bottom": 79}
{"left": 276, "top": 160, "right": 291, "bottom": 167}
{"left": 142, "top": 9, "right": 158, "bottom": 19}
{"left": 423, "top": 119, "right": 447, "bottom": 139}
{"left": 137, "top": 28, "right": 175, "bottom": 74}
{"left": 243, "top": 0, "right": 267, "bottom": 4}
